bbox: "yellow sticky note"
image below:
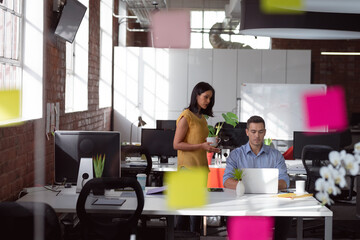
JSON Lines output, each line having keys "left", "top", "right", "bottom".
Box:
{"left": 0, "top": 89, "right": 21, "bottom": 122}
{"left": 261, "top": 0, "right": 304, "bottom": 14}
{"left": 164, "top": 168, "right": 208, "bottom": 209}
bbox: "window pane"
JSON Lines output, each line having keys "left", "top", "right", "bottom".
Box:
{"left": 0, "top": 64, "right": 4, "bottom": 89}
{"left": 191, "top": 32, "right": 202, "bottom": 48}
{"left": 4, "top": 11, "right": 12, "bottom": 58}
{"left": 203, "top": 11, "right": 225, "bottom": 30}
{"left": 0, "top": 10, "right": 4, "bottom": 57}
{"left": 191, "top": 11, "right": 202, "bottom": 29}
{"left": 12, "top": 15, "right": 19, "bottom": 60}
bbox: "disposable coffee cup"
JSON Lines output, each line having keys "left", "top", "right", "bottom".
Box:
{"left": 136, "top": 173, "right": 146, "bottom": 191}
{"left": 295, "top": 180, "right": 305, "bottom": 194}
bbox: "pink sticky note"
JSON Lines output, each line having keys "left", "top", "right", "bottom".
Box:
{"left": 303, "top": 86, "right": 348, "bottom": 131}
{"left": 227, "top": 216, "right": 274, "bottom": 240}
{"left": 150, "top": 10, "right": 190, "bottom": 48}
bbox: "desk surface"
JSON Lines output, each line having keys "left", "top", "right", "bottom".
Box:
{"left": 18, "top": 186, "right": 331, "bottom": 218}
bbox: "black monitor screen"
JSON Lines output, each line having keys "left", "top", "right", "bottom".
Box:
{"left": 156, "top": 120, "right": 176, "bottom": 130}
{"left": 218, "top": 122, "right": 248, "bottom": 149}
{"left": 55, "top": 131, "right": 120, "bottom": 184}
{"left": 141, "top": 129, "right": 177, "bottom": 161}
{"left": 293, "top": 131, "right": 341, "bottom": 159}
{"left": 54, "top": 0, "right": 87, "bottom": 43}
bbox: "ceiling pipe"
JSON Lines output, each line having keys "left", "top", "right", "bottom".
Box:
{"left": 209, "top": 23, "right": 252, "bottom": 49}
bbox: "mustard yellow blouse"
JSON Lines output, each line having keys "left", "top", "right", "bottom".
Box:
{"left": 176, "top": 109, "right": 209, "bottom": 170}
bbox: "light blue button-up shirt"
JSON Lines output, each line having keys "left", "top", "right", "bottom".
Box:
{"left": 223, "top": 142, "right": 290, "bottom": 188}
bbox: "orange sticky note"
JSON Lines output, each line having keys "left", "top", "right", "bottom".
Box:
{"left": 164, "top": 167, "right": 208, "bottom": 209}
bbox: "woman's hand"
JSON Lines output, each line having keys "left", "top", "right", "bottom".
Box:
{"left": 202, "top": 142, "right": 221, "bottom": 153}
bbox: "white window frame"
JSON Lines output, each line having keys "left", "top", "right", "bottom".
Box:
{"left": 99, "top": 0, "right": 112, "bottom": 108}
{"left": 65, "top": 0, "right": 89, "bottom": 113}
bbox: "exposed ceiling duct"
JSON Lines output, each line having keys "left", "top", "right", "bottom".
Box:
{"left": 209, "top": 23, "right": 252, "bottom": 49}
{"left": 124, "top": 0, "right": 167, "bottom": 28}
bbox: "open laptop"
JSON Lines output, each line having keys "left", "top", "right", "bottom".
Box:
{"left": 242, "top": 168, "right": 279, "bottom": 194}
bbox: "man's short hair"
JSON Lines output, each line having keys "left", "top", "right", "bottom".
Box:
{"left": 247, "top": 115, "right": 265, "bottom": 129}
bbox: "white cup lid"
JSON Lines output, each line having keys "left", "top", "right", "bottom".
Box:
{"left": 136, "top": 173, "right": 146, "bottom": 177}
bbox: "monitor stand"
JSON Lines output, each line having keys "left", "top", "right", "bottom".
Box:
{"left": 76, "top": 158, "right": 93, "bottom": 193}
{"left": 159, "top": 156, "right": 168, "bottom": 164}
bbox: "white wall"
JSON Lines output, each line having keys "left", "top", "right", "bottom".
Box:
{"left": 113, "top": 47, "right": 311, "bottom": 142}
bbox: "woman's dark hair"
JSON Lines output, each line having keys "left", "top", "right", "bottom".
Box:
{"left": 187, "top": 82, "right": 215, "bottom": 117}
{"left": 247, "top": 115, "right": 266, "bottom": 129}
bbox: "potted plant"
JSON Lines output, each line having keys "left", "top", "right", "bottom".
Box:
{"left": 232, "top": 168, "right": 245, "bottom": 197}
{"left": 206, "top": 112, "right": 239, "bottom": 164}
{"left": 93, "top": 154, "right": 106, "bottom": 195}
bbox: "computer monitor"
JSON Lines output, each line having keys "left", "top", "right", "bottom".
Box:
{"left": 156, "top": 120, "right": 176, "bottom": 130}
{"left": 218, "top": 122, "right": 249, "bottom": 149}
{"left": 141, "top": 129, "right": 177, "bottom": 163}
{"left": 54, "top": 131, "right": 120, "bottom": 184}
{"left": 293, "top": 131, "right": 341, "bottom": 159}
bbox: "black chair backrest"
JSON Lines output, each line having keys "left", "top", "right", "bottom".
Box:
{"left": 0, "top": 201, "right": 61, "bottom": 240}
{"left": 76, "top": 177, "right": 144, "bottom": 240}
{"left": 301, "top": 144, "right": 333, "bottom": 193}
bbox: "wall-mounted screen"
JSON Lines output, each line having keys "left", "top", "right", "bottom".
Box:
{"left": 54, "top": 0, "right": 87, "bottom": 43}
{"left": 54, "top": 131, "right": 120, "bottom": 184}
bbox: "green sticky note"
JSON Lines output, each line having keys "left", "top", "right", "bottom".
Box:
{"left": 0, "top": 89, "right": 21, "bottom": 122}
{"left": 261, "top": 0, "right": 304, "bottom": 14}
{"left": 164, "top": 167, "right": 208, "bottom": 209}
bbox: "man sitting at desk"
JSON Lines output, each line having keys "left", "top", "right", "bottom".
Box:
{"left": 223, "top": 115, "right": 290, "bottom": 240}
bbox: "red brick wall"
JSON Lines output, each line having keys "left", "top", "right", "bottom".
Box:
{"left": 0, "top": 1, "right": 117, "bottom": 201}
{"left": 272, "top": 38, "right": 360, "bottom": 121}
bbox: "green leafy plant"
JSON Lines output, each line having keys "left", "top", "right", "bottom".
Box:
{"left": 93, "top": 154, "right": 105, "bottom": 178}
{"left": 232, "top": 168, "right": 244, "bottom": 181}
{"left": 205, "top": 112, "right": 239, "bottom": 137}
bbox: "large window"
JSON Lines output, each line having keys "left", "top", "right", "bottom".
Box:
{"left": 65, "top": 0, "right": 89, "bottom": 113}
{"left": 190, "top": 10, "right": 270, "bottom": 49}
{"left": 0, "top": 1, "right": 22, "bottom": 90}
{"left": 1, "top": 0, "right": 43, "bottom": 125}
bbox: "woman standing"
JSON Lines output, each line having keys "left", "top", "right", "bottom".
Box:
{"left": 173, "top": 81, "right": 220, "bottom": 169}
{"left": 173, "top": 82, "right": 220, "bottom": 234}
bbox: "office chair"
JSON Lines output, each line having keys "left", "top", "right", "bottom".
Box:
{"left": 301, "top": 144, "right": 333, "bottom": 193}
{"left": 76, "top": 177, "right": 144, "bottom": 240}
{"left": 301, "top": 144, "right": 357, "bottom": 237}
{"left": 121, "top": 145, "right": 152, "bottom": 186}
{"left": 0, "top": 201, "right": 61, "bottom": 240}
{"left": 302, "top": 144, "right": 356, "bottom": 199}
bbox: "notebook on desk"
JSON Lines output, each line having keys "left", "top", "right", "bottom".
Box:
{"left": 242, "top": 168, "right": 279, "bottom": 194}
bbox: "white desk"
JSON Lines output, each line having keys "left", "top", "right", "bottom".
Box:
{"left": 17, "top": 186, "right": 332, "bottom": 240}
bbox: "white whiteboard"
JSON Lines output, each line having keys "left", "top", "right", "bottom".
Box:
{"left": 240, "top": 83, "right": 327, "bottom": 140}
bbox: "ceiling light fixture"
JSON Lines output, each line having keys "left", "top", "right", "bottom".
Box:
{"left": 321, "top": 52, "right": 360, "bottom": 56}
{"left": 239, "top": 0, "right": 360, "bottom": 40}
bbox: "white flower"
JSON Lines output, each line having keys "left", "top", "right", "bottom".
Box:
{"left": 315, "top": 177, "right": 327, "bottom": 192}
{"left": 319, "top": 165, "right": 333, "bottom": 180}
{"left": 343, "top": 154, "right": 359, "bottom": 176}
{"left": 325, "top": 178, "right": 341, "bottom": 196}
{"left": 331, "top": 166, "right": 347, "bottom": 188}
{"left": 354, "top": 142, "right": 360, "bottom": 154}
{"left": 329, "top": 151, "right": 341, "bottom": 168}
{"left": 315, "top": 191, "right": 334, "bottom": 206}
